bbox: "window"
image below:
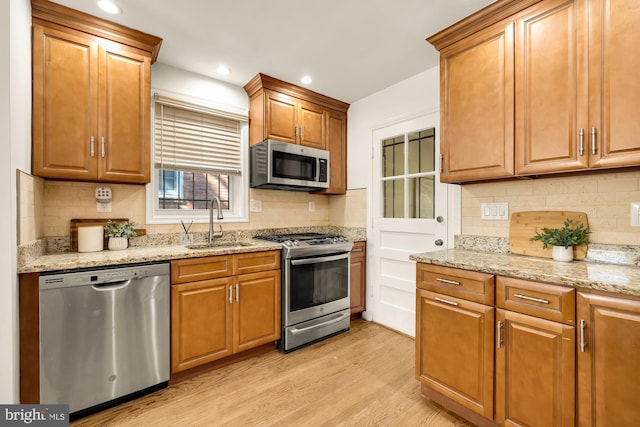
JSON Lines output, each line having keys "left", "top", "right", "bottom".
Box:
{"left": 146, "top": 94, "right": 248, "bottom": 224}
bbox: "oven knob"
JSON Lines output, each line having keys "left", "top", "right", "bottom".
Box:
{"left": 283, "top": 240, "right": 293, "bottom": 247}
{"left": 292, "top": 240, "right": 300, "bottom": 246}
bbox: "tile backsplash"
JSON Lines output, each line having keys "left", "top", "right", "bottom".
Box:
{"left": 462, "top": 170, "right": 640, "bottom": 245}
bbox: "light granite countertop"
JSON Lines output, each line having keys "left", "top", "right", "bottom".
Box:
{"left": 18, "top": 239, "right": 282, "bottom": 274}
{"left": 410, "top": 249, "right": 640, "bottom": 297}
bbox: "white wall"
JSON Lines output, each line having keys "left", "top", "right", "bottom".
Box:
{"left": 1, "top": 0, "right": 32, "bottom": 403}
{"left": 347, "top": 67, "right": 440, "bottom": 190}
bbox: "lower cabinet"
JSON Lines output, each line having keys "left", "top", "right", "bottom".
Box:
{"left": 170, "top": 251, "right": 280, "bottom": 374}
{"left": 577, "top": 291, "right": 640, "bottom": 426}
{"left": 349, "top": 241, "right": 366, "bottom": 315}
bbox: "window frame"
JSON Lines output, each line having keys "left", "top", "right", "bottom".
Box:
{"left": 146, "top": 93, "right": 249, "bottom": 225}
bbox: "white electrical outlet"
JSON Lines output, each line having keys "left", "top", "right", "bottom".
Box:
{"left": 250, "top": 199, "right": 262, "bottom": 212}
{"left": 308, "top": 201, "right": 315, "bottom": 212}
{"left": 481, "top": 202, "right": 509, "bottom": 220}
{"left": 631, "top": 202, "right": 640, "bottom": 227}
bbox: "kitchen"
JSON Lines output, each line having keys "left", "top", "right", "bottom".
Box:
{"left": 3, "top": 0, "right": 640, "bottom": 425}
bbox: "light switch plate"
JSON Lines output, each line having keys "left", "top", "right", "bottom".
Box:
{"left": 481, "top": 202, "right": 509, "bottom": 220}
{"left": 631, "top": 202, "right": 640, "bottom": 227}
{"left": 308, "top": 201, "right": 315, "bottom": 212}
{"left": 250, "top": 199, "right": 262, "bottom": 212}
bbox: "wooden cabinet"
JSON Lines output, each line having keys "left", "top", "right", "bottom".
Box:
{"left": 170, "top": 250, "right": 280, "bottom": 373}
{"left": 429, "top": 0, "right": 640, "bottom": 182}
{"left": 495, "top": 277, "right": 576, "bottom": 426}
{"left": 577, "top": 291, "right": 640, "bottom": 426}
{"left": 349, "top": 241, "right": 366, "bottom": 316}
{"left": 244, "top": 73, "right": 349, "bottom": 194}
{"left": 415, "top": 264, "right": 495, "bottom": 420}
{"left": 31, "top": 0, "right": 161, "bottom": 184}
{"left": 437, "top": 18, "right": 515, "bottom": 183}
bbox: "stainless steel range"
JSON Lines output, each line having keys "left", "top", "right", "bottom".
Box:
{"left": 257, "top": 233, "right": 353, "bottom": 352}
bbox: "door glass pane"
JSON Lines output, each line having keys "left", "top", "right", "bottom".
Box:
{"left": 408, "top": 129, "right": 435, "bottom": 174}
{"left": 408, "top": 176, "right": 435, "bottom": 219}
{"left": 382, "top": 135, "right": 404, "bottom": 177}
{"left": 384, "top": 179, "right": 404, "bottom": 218}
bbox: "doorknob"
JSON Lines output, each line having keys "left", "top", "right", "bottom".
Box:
{"left": 435, "top": 239, "right": 444, "bottom": 246}
{"left": 436, "top": 216, "right": 445, "bottom": 223}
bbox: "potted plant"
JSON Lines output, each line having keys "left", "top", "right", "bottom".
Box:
{"left": 529, "top": 218, "right": 590, "bottom": 262}
{"left": 104, "top": 220, "right": 137, "bottom": 250}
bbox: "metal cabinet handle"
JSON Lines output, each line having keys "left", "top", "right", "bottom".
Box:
{"left": 101, "top": 137, "right": 106, "bottom": 158}
{"left": 579, "top": 128, "right": 584, "bottom": 156}
{"left": 90, "top": 136, "right": 95, "bottom": 157}
{"left": 591, "top": 127, "right": 597, "bottom": 155}
{"left": 300, "top": 125, "right": 303, "bottom": 140}
{"left": 497, "top": 321, "right": 504, "bottom": 348}
{"left": 514, "top": 293, "right": 549, "bottom": 304}
{"left": 580, "top": 319, "right": 586, "bottom": 352}
{"left": 436, "top": 278, "right": 460, "bottom": 286}
{"left": 295, "top": 125, "right": 298, "bottom": 138}
{"left": 434, "top": 297, "right": 459, "bottom": 307}
{"left": 229, "top": 285, "right": 233, "bottom": 304}
{"left": 235, "top": 284, "right": 239, "bottom": 302}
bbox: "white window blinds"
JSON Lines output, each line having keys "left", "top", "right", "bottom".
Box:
{"left": 154, "top": 94, "right": 247, "bottom": 175}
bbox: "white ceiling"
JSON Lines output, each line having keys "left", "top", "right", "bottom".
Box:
{"left": 50, "top": 0, "right": 495, "bottom": 103}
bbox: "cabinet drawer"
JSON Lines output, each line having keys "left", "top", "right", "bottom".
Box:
{"left": 416, "top": 264, "right": 494, "bottom": 305}
{"left": 496, "top": 276, "right": 575, "bottom": 325}
{"left": 171, "top": 255, "right": 233, "bottom": 284}
{"left": 351, "top": 241, "right": 366, "bottom": 259}
{"left": 233, "top": 250, "right": 280, "bottom": 275}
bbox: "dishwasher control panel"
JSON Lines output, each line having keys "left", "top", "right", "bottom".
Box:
{"left": 39, "top": 263, "right": 169, "bottom": 289}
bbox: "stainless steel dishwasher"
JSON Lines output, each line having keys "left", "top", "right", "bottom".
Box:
{"left": 39, "top": 262, "right": 170, "bottom": 418}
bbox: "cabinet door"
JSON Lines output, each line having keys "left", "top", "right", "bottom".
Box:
{"left": 495, "top": 309, "right": 575, "bottom": 427}
{"left": 440, "top": 19, "right": 515, "bottom": 182}
{"left": 588, "top": 0, "right": 640, "bottom": 168}
{"left": 577, "top": 292, "right": 640, "bottom": 426}
{"left": 349, "top": 242, "right": 366, "bottom": 314}
{"left": 515, "top": 0, "right": 589, "bottom": 174}
{"left": 32, "top": 24, "right": 98, "bottom": 180}
{"left": 415, "top": 289, "right": 494, "bottom": 419}
{"left": 171, "top": 277, "right": 233, "bottom": 373}
{"left": 99, "top": 45, "right": 151, "bottom": 183}
{"left": 233, "top": 270, "right": 281, "bottom": 353}
{"left": 265, "top": 91, "right": 297, "bottom": 144}
{"left": 297, "top": 101, "right": 325, "bottom": 149}
{"left": 322, "top": 111, "right": 347, "bottom": 195}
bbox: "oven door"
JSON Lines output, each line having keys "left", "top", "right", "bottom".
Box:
{"left": 284, "top": 251, "right": 350, "bottom": 327}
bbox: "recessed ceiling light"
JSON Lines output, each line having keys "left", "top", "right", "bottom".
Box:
{"left": 300, "top": 75, "right": 313, "bottom": 85}
{"left": 97, "top": 0, "right": 122, "bottom": 14}
{"left": 216, "top": 65, "right": 231, "bottom": 75}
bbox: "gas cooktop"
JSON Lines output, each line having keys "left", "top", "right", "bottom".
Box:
{"left": 256, "top": 233, "right": 352, "bottom": 257}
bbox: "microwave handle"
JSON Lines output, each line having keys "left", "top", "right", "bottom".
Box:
{"left": 290, "top": 253, "right": 349, "bottom": 266}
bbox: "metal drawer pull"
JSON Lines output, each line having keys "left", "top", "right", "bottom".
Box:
{"left": 591, "top": 127, "right": 597, "bottom": 155}
{"left": 235, "top": 284, "right": 239, "bottom": 302}
{"left": 579, "top": 128, "right": 584, "bottom": 156}
{"left": 497, "top": 321, "right": 503, "bottom": 348}
{"left": 90, "top": 136, "right": 95, "bottom": 157}
{"left": 229, "top": 285, "right": 233, "bottom": 303}
{"left": 436, "top": 278, "right": 461, "bottom": 286}
{"left": 434, "top": 297, "right": 459, "bottom": 307}
{"left": 514, "top": 293, "right": 549, "bottom": 304}
{"left": 580, "top": 319, "right": 586, "bottom": 352}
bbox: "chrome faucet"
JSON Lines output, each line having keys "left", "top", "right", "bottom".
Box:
{"left": 209, "top": 196, "right": 224, "bottom": 243}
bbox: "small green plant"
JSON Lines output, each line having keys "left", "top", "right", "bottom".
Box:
{"left": 104, "top": 220, "right": 137, "bottom": 238}
{"left": 529, "top": 218, "right": 590, "bottom": 249}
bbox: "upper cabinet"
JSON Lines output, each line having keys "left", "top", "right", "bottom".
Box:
{"left": 244, "top": 73, "right": 349, "bottom": 194}
{"left": 31, "top": 0, "right": 162, "bottom": 184}
{"left": 428, "top": 0, "right": 640, "bottom": 183}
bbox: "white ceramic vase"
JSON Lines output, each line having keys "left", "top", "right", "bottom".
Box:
{"left": 552, "top": 245, "right": 573, "bottom": 262}
{"left": 108, "top": 237, "right": 128, "bottom": 251}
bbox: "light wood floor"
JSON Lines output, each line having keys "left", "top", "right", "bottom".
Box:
{"left": 72, "top": 320, "right": 473, "bottom": 426}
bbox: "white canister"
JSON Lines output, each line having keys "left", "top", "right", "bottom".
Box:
{"left": 77, "top": 225, "right": 104, "bottom": 252}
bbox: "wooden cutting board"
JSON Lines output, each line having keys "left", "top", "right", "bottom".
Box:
{"left": 509, "top": 211, "right": 589, "bottom": 260}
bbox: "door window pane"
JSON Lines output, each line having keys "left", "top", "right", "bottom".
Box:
{"left": 382, "top": 135, "right": 404, "bottom": 177}
{"left": 408, "top": 176, "right": 435, "bottom": 219}
{"left": 384, "top": 179, "right": 404, "bottom": 218}
{"left": 408, "top": 129, "right": 435, "bottom": 174}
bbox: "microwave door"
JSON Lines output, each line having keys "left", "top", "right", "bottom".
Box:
{"left": 271, "top": 150, "right": 317, "bottom": 185}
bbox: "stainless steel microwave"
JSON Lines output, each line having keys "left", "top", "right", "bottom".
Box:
{"left": 250, "top": 139, "right": 330, "bottom": 191}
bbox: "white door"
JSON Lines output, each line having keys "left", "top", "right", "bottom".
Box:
{"left": 367, "top": 113, "right": 454, "bottom": 337}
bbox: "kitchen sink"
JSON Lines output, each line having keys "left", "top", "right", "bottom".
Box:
{"left": 186, "top": 241, "right": 254, "bottom": 250}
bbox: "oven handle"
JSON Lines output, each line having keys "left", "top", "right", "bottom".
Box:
{"left": 290, "top": 253, "right": 349, "bottom": 266}
{"left": 289, "top": 311, "right": 350, "bottom": 336}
